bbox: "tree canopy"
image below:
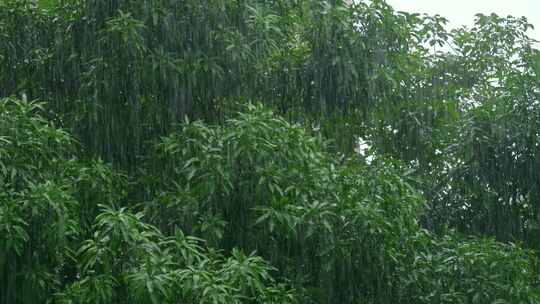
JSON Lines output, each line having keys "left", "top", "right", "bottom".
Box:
{"left": 1, "top": 0, "right": 540, "bottom": 303}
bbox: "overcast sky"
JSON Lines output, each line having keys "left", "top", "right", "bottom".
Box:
{"left": 385, "top": 0, "right": 540, "bottom": 45}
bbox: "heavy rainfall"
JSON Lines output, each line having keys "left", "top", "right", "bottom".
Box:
{"left": 1, "top": 0, "right": 540, "bottom": 303}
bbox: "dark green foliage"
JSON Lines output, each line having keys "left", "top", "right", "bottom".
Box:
{"left": 0, "top": 97, "right": 120, "bottom": 303}
{"left": 146, "top": 105, "right": 540, "bottom": 303}
{"left": 0, "top": 0, "right": 453, "bottom": 169}
{"left": 2, "top": 0, "right": 540, "bottom": 303}
{"left": 58, "top": 206, "right": 296, "bottom": 304}
{"left": 0, "top": 99, "right": 296, "bottom": 304}
{"left": 396, "top": 233, "right": 539, "bottom": 303}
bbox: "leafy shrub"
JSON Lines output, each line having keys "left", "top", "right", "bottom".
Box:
{"left": 0, "top": 97, "right": 123, "bottom": 302}
{"left": 0, "top": 97, "right": 298, "bottom": 304}
{"left": 146, "top": 104, "right": 539, "bottom": 303}
{"left": 395, "top": 232, "right": 540, "bottom": 304}
{"left": 58, "top": 205, "right": 297, "bottom": 304}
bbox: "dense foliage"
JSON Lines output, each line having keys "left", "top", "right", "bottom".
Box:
{"left": 1, "top": 0, "right": 540, "bottom": 303}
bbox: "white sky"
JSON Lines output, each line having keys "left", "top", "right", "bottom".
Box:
{"left": 385, "top": 0, "right": 540, "bottom": 46}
